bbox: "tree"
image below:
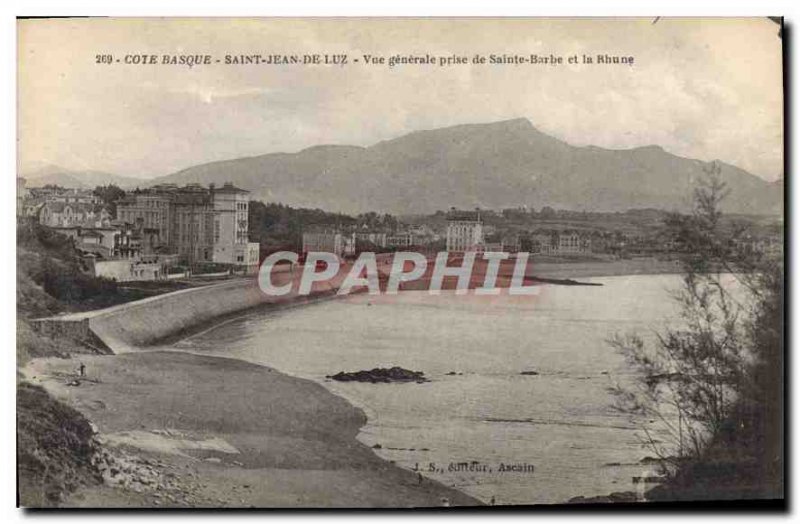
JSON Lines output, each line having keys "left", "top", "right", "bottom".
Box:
{"left": 93, "top": 184, "right": 126, "bottom": 217}
{"left": 609, "top": 162, "right": 783, "bottom": 494}
{"left": 539, "top": 206, "right": 556, "bottom": 219}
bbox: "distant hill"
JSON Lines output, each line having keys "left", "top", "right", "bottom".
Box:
{"left": 148, "top": 118, "right": 782, "bottom": 215}
{"left": 20, "top": 163, "right": 146, "bottom": 190}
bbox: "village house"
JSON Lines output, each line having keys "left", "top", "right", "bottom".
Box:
{"left": 734, "top": 234, "right": 784, "bottom": 258}
{"left": 352, "top": 223, "right": 435, "bottom": 252}
{"left": 529, "top": 230, "right": 591, "bottom": 256}
{"left": 302, "top": 229, "right": 356, "bottom": 259}
{"left": 44, "top": 188, "right": 100, "bottom": 205}
{"left": 354, "top": 230, "right": 388, "bottom": 248}
{"left": 387, "top": 231, "right": 415, "bottom": 248}
{"left": 529, "top": 232, "right": 555, "bottom": 255}
{"left": 20, "top": 185, "right": 105, "bottom": 221}
{"left": 90, "top": 258, "right": 164, "bottom": 282}
{"left": 557, "top": 230, "right": 591, "bottom": 254}
{"left": 407, "top": 224, "right": 436, "bottom": 242}
{"left": 52, "top": 226, "right": 119, "bottom": 259}
{"left": 502, "top": 234, "right": 522, "bottom": 253}
{"left": 38, "top": 201, "right": 112, "bottom": 228}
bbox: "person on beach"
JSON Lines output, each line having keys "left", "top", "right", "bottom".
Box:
{"left": 78, "top": 362, "right": 86, "bottom": 377}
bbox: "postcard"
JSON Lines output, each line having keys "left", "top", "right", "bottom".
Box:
{"left": 16, "top": 17, "right": 784, "bottom": 508}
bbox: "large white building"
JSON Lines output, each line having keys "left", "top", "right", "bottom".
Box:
{"left": 446, "top": 211, "right": 484, "bottom": 252}
{"left": 212, "top": 182, "right": 259, "bottom": 268}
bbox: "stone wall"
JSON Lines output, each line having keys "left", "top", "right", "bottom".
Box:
{"left": 82, "top": 267, "right": 350, "bottom": 352}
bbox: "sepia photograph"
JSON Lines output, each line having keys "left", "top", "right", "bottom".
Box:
{"left": 14, "top": 16, "right": 784, "bottom": 510}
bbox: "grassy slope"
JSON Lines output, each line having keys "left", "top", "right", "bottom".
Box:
{"left": 16, "top": 222, "right": 133, "bottom": 506}
{"left": 17, "top": 383, "right": 102, "bottom": 507}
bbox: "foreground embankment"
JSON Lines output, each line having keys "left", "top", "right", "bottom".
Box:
{"left": 22, "top": 351, "right": 480, "bottom": 508}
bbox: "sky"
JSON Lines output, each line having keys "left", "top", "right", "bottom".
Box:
{"left": 17, "top": 17, "right": 783, "bottom": 181}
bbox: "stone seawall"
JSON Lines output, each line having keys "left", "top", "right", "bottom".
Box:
{"left": 33, "top": 268, "right": 351, "bottom": 353}
{"left": 29, "top": 317, "right": 113, "bottom": 354}
{"left": 89, "top": 279, "right": 270, "bottom": 351}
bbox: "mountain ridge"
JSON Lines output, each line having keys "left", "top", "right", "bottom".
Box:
{"left": 20, "top": 164, "right": 148, "bottom": 190}
{"left": 148, "top": 118, "right": 782, "bottom": 215}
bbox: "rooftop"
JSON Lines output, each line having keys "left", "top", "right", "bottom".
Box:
{"left": 127, "top": 182, "right": 249, "bottom": 198}
{"left": 213, "top": 182, "right": 249, "bottom": 194}
{"left": 446, "top": 210, "right": 482, "bottom": 222}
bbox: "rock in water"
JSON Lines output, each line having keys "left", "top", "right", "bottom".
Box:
{"left": 327, "top": 366, "right": 427, "bottom": 383}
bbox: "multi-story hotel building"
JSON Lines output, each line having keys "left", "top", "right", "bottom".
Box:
{"left": 212, "top": 182, "right": 257, "bottom": 266}
{"left": 445, "top": 211, "right": 484, "bottom": 252}
{"left": 116, "top": 182, "right": 259, "bottom": 271}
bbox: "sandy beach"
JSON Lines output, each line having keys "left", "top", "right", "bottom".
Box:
{"left": 22, "top": 351, "right": 481, "bottom": 508}
{"left": 17, "top": 257, "right": 682, "bottom": 508}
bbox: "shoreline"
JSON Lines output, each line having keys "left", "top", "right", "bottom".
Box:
{"left": 22, "top": 351, "right": 482, "bottom": 508}
{"left": 150, "top": 287, "right": 351, "bottom": 350}
{"left": 528, "top": 257, "right": 683, "bottom": 280}
{"left": 159, "top": 268, "right": 678, "bottom": 506}
{"left": 20, "top": 258, "right": 683, "bottom": 507}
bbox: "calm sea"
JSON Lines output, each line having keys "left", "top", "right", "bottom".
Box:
{"left": 173, "top": 274, "right": 691, "bottom": 505}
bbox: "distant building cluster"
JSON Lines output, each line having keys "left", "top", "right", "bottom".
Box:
{"left": 299, "top": 209, "right": 609, "bottom": 260}
{"left": 443, "top": 211, "right": 594, "bottom": 256}
{"left": 17, "top": 178, "right": 260, "bottom": 282}
{"left": 302, "top": 223, "right": 439, "bottom": 259}
{"left": 444, "top": 209, "right": 783, "bottom": 259}
{"left": 19, "top": 169, "right": 782, "bottom": 284}
{"left": 18, "top": 182, "right": 109, "bottom": 227}
{"left": 733, "top": 235, "right": 783, "bottom": 258}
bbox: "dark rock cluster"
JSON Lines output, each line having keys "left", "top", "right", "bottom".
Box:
{"left": 327, "top": 367, "right": 427, "bottom": 383}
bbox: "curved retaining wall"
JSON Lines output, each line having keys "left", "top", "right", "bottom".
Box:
{"left": 35, "top": 268, "right": 351, "bottom": 353}
{"left": 90, "top": 279, "right": 269, "bottom": 351}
